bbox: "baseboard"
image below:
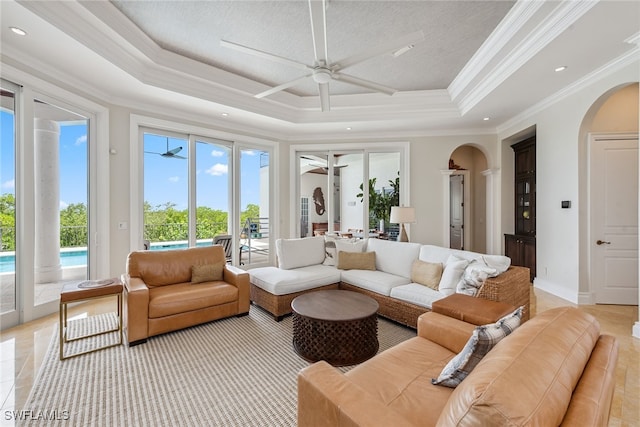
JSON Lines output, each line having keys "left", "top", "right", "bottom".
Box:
{"left": 533, "top": 278, "right": 578, "bottom": 305}
{"left": 633, "top": 322, "right": 640, "bottom": 339}
{"left": 577, "top": 292, "right": 595, "bottom": 305}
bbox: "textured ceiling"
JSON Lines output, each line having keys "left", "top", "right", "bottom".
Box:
{"left": 110, "top": 0, "right": 515, "bottom": 96}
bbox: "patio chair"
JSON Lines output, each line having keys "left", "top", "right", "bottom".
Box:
{"left": 212, "top": 234, "right": 233, "bottom": 263}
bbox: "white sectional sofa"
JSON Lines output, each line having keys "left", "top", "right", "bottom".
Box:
{"left": 248, "top": 236, "right": 530, "bottom": 327}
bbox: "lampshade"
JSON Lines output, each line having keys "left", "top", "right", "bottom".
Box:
{"left": 390, "top": 206, "right": 416, "bottom": 224}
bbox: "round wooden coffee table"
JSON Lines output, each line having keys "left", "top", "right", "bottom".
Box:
{"left": 291, "top": 290, "right": 379, "bottom": 366}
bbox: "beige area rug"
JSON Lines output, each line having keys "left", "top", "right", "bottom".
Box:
{"left": 22, "top": 307, "right": 416, "bottom": 426}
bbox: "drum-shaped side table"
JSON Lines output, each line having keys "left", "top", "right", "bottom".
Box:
{"left": 291, "top": 290, "right": 379, "bottom": 366}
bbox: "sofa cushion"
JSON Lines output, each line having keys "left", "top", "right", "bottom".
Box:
{"left": 345, "top": 337, "right": 457, "bottom": 427}
{"left": 148, "top": 282, "right": 238, "bottom": 318}
{"left": 436, "top": 307, "right": 601, "bottom": 426}
{"left": 366, "top": 239, "right": 421, "bottom": 279}
{"left": 432, "top": 306, "right": 523, "bottom": 387}
{"left": 276, "top": 236, "right": 326, "bottom": 270}
{"left": 438, "top": 255, "right": 469, "bottom": 296}
{"left": 411, "top": 260, "right": 443, "bottom": 290}
{"left": 419, "top": 245, "right": 511, "bottom": 275}
{"left": 337, "top": 251, "right": 376, "bottom": 270}
{"left": 191, "top": 262, "right": 224, "bottom": 284}
{"left": 127, "top": 245, "right": 226, "bottom": 287}
{"left": 389, "top": 283, "right": 446, "bottom": 309}
{"left": 249, "top": 265, "right": 341, "bottom": 296}
{"left": 340, "top": 270, "right": 410, "bottom": 296}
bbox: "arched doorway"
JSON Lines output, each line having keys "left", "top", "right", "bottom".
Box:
{"left": 578, "top": 83, "right": 639, "bottom": 306}
{"left": 446, "top": 145, "right": 489, "bottom": 253}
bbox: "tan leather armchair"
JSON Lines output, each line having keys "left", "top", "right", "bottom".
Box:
{"left": 122, "top": 245, "right": 250, "bottom": 345}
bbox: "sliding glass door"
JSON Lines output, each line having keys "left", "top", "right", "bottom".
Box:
{"left": 1, "top": 78, "right": 100, "bottom": 329}
{"left": 295, "top": 147, "right": 405, "bottom": 240}
{"left": 140, "top": 126, "right": 272, "bottom": 266}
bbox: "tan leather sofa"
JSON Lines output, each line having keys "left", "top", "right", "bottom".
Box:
{"left": 298, "top": 306, "right": 619, "bottom": 426}
{"left": 122, "top": 245, "right": 250, "bottom": 345}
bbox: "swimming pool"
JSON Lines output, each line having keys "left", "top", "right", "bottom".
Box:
{"left": 0, "top": 241, "right": 212, "bottom": 273}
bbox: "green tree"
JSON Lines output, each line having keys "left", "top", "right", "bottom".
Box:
{"left": 60, "top": 203, "right": 88, "bottom": 247}
{"left": 0, "top": 193, "right": 16, "bottom": 251}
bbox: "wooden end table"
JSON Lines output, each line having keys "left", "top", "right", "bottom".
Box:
{"left": 291, "top": 290, "right": 379, "bottom": 366}
{"left": 59, "top": 278, "right": 123, "bottom": 360}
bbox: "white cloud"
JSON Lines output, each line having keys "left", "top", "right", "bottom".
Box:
{"left": 75, "top": 135, "right": 87, "bottom": 146}
{"left": 60, "top": 200, "right": 69, "bottom": 210}
{"left": 2, "top": 179, "right": 14, "bottom": 190}
{"left": 243, "top": 150, "right": 257, "bottom": 156}
{"left": 211, "top": 150, "right": 225, "bottom": 157}
{"left": 168, "top": 176, "right": 180, "bottom": 183}
{"left": 206, "top": 163, "right": 228, "bottom": 176}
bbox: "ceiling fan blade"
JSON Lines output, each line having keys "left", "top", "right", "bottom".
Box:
{"left": 333, "top": 30, "right": 425, "bottom": 71}
{"left": 308, "top": 0, "right": 328, "bottom": 64}
{"left": 166, "top": 147, "right": 183, "bottom": 155}
{"left": 333, "top": 73, "right": 397, "bottom": 95}
{"left": 319, "top": 83, "right": 330, "bottom": 112}
{"left": 255, "top": 74, "right": 312, "bottom": 98}
{"left": 221, "top": 39, "right": 311, "bottom": 71}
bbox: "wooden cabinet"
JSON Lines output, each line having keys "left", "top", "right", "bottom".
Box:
{"left": 504, "top": 234, "right": 536, "bottom": 282}
{"left": 505, "top": 136, "right": 536, "bottom": 281}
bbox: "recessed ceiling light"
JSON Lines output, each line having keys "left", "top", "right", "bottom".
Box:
{"left": 555, "top": 66, "right": 567, "bottom": 72}
{"left": 483, "top": 117, "right": 490, "bottom": 121}
{"left": 10, "top": 27, "right": 27, "bottom": 36}
{"left": 221, "top": 112, "right": 229, "bottom": 117}
{"left": 346, "top": 127, "right": 352, "bottom": 131}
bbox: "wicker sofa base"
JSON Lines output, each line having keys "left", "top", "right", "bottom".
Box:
{"left": 250, "top": 282, "right": 339, "bottom": 321}
{"left": 250, "top": 265, "right": 531, "bottom": 327}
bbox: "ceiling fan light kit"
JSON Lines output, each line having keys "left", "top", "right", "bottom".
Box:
{"left": 221, "top": 0, "right": 424, "bottom": 112}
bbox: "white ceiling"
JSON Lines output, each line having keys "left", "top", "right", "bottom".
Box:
{"left": 1, "top": 0, "right": 639, "bottom": 140}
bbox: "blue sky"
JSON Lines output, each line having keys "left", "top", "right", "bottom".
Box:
{"left": 0, "top": 111, "right": 263, "bottom": 211}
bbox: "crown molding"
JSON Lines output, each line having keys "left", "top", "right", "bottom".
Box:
{"left": 456, "top": 0, "right": 599, "bottom": 116}
{"left": 496, "top": 47, "right": 640, "bottom": 135}
{"left": 448, "top": 0, "right": 544, "bottom": 101}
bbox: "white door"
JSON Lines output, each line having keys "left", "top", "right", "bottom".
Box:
{"left": 450, "top": 174, "right": 464, "bottom": 250}
{"left": 590, "top": 134, "right": 638, "bottom": 304}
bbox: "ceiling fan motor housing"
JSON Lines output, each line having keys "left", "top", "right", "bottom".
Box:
{"left": 312, "top": 67, "right": 332, "bottom": 84}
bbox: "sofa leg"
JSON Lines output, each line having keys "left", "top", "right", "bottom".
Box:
{"left": 237, "top": 312, "right": 249, "bottom": 318}
{"left": 128, "top": 338, "right": 147, "bottom": 347}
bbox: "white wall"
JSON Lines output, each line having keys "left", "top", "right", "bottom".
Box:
{"left": 498, "top": 62, "right": 639, "bottom": 304}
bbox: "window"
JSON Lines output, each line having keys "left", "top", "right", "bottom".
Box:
{"left": 134, "top": 118, "right": 274, "bottom": 267}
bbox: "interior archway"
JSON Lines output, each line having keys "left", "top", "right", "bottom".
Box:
{"left": 577, "top": 82, "right": 639, "bottom": 305}
{"left": 446, "top": 145, "right": 489, "bottom": 253}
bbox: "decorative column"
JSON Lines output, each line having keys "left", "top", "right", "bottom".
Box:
{"left": 482, "top": 168, "right": 500, "bottom": 255}
{"left": 34, "top": 118, "right": 62, "bottom": 283}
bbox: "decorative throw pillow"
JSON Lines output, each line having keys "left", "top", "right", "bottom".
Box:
{"left": 411, "top": 260, "right": 443, "bottom": 290}
{"left": 438, "top": 255, "right": 469, "bottom": 296}
{"left": 431, "top": 306, "right": 524, "bottom": 388}
{"left": 337, "top": 251, "right": 376, "bottom": 270}
{"left": 323, "top": 235, "right": 338, "bottom": 266}
{"left": 456, "top": 259, "right": 499, "bottom": 296}
{"left": 191, "top": 262, "right": 224, "bottom": 284}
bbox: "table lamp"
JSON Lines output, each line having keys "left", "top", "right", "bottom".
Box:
{"left": 390, "top": 206, "right": 416, "bottom": 242}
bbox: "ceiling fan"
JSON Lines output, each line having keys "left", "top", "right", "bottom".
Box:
{"left": 144, "top": 138, "right": 186, "bottom": 159}
{"left": 300, "top": 155, "right": 348, "bottom": 170}
{"left": 221, "top": 0, "right": 424, "bottom": 112}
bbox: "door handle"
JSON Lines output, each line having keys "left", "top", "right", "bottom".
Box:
{"left": 596, "top": 240, "right": 611, "bottom": 245}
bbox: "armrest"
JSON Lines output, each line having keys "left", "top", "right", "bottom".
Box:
{"left": 417, "top": 312, "right": 476, "bottom": 354}
{"left": 477, "top": 266, "right": 531, "bottom": 321}
{"left": 121, "top": 273, "right": 150, "bottom": 344}
{"left": 223, "top": 265, "right": 250, "bottom": 314}
{"left": 297, "top": 361, "right": 415, "bottom": 427}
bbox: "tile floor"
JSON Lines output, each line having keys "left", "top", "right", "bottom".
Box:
{"left": 0, "top": 288, "right": 638, "bottom": 426}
